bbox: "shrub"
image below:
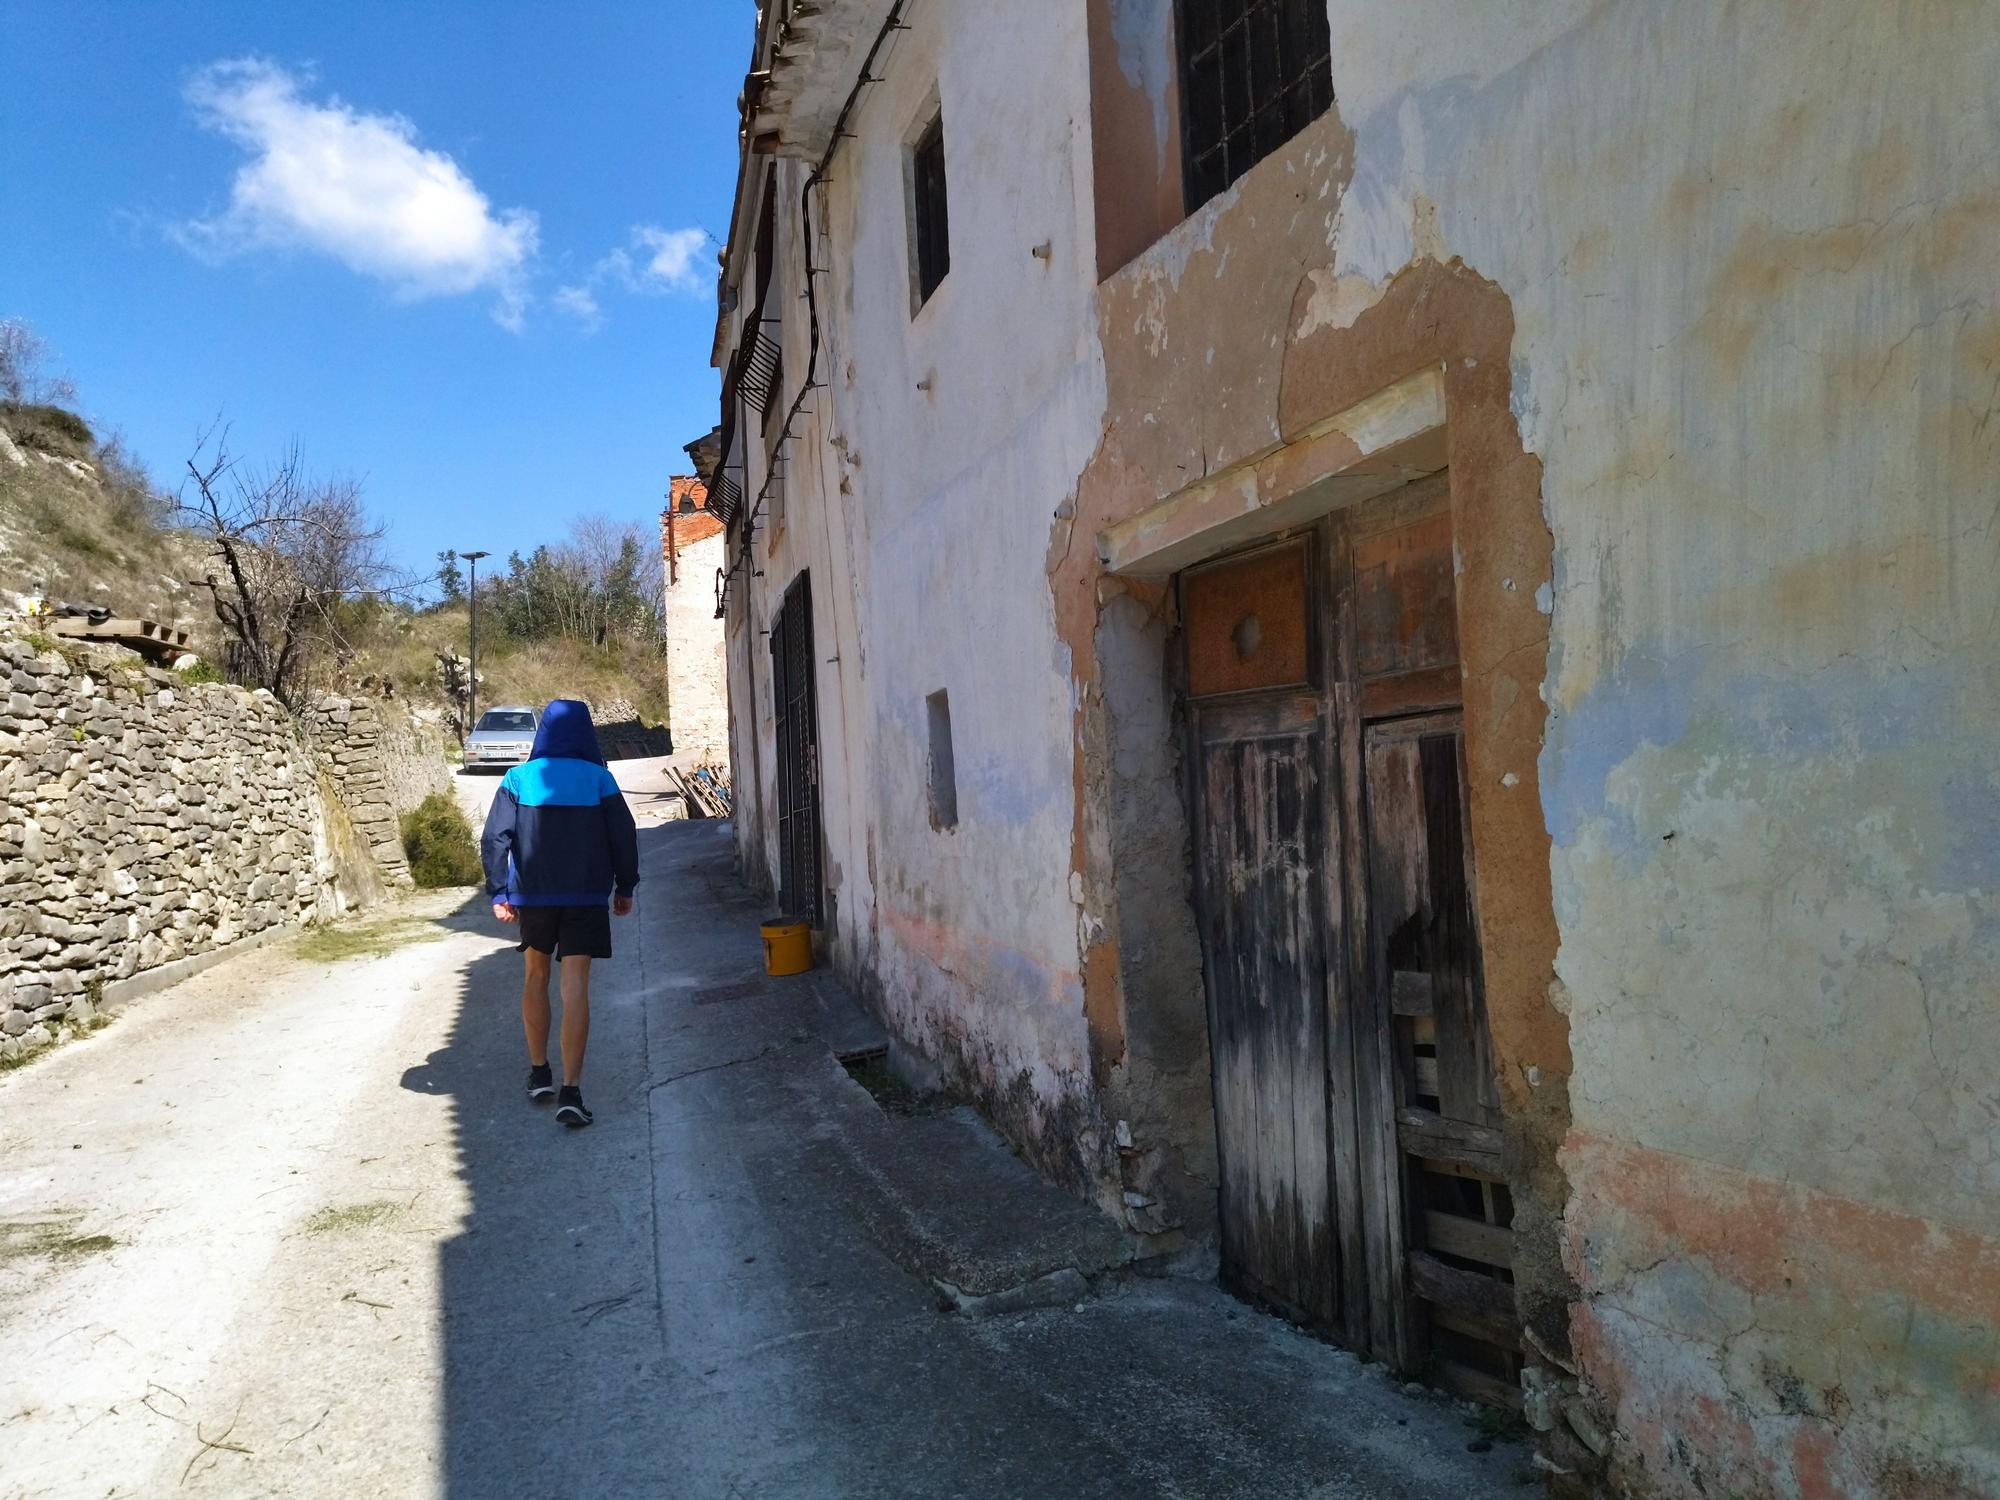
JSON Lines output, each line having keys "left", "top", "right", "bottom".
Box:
{"left": 2, "top": 402, "right": 95, "bottom": 458}
{"left": 175, "top": 657, "right": 228, "bottom": 685}
{"left": 399, "top": 793, "right": 483, "bottom": 888}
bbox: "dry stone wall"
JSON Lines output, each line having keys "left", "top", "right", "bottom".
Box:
{"left": 301, "top": 697, "right": 453, "bottom": 884}
{"left": 0, "top": 627, "right": 384, "bottom": 1063}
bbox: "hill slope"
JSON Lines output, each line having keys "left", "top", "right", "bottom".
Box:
{"left": 0, "top": 405, "right": 203, "bottom": 628}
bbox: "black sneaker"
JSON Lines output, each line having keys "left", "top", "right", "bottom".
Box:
{"left": 555, "top": 1086, "right": 593, "bottom": 1129}
{"left": 526, "top": 1063, "right": 555, "bottom": 1102}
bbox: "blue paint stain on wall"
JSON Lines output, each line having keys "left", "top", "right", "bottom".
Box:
{"left": 1546, "top": 644, "right": 2000, "bottom": 894}
{"left": 1544, "top": 647, "right": 1704, "bottom": 849}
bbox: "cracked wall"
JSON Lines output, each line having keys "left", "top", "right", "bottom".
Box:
{"left": 1069, "top": 0, "right": 2000, "bottom": 1491}
{"left": 721, "top": 3, "right": 2000, "bottom": 1488}
{"left": 1304, "top": 1, "right": 1999, "bottom": 1493}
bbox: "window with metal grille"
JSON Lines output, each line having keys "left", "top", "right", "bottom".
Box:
{"left": 911, "top": 112, "right": 950, "bottom": 307}
{"left": 1176, "top": 0, "right": 1334, "bottom": 213}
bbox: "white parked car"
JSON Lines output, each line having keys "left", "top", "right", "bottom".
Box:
{"left": 463, "top": 706, "right": 538, "bottom": 772}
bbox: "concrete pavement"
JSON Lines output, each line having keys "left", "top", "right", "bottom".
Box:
{"left": 0, "top": 813, "right": 1529, "bottom": 1498}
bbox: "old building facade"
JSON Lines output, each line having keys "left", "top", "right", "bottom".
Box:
{"left": 659, "top": 471, "right": 729, "bottom": 762}
{"left": 708, "top": 3, "right": 2000, "bottom": 1494}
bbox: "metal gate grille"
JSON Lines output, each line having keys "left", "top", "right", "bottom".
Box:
{"left": 770, "top": 573, "right": 822, "bottom": 925}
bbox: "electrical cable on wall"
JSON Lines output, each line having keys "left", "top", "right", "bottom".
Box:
{"left": 717, "top": 0, "right": 915, "bottom": 617}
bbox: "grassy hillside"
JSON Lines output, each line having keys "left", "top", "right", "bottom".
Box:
{"left": 0, "top": 404, "right": 204, "bottom": 628}
{"left": 341, "top": 599, "right": 669, "bottom": 728}
{"left": 0, "top": 401, "right": 669, "bottom": 731}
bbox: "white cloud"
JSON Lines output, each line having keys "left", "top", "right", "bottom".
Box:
{"left": 179, "top": 59, "right": 538, "bottom": 330}
{"left": 551, "top": 284, "right": 602, "bottom": 331}
{"left": 554, "top": 223, "right": 711, "bottom": 329}
{"left": 628, "top": 226, "right": 708, "bottom": 293}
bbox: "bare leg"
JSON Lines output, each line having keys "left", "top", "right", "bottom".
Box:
{"left": 559, "top": 955, "right": 592, "bottom": 1086}
{"left": 521, "top": 948, "right": 553, "bottom": 1066}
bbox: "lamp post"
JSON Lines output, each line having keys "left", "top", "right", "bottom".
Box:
{"left": 459, "top": 550, "right": 490, "bottom": 733}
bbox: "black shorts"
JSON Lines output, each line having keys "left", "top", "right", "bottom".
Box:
{"left": 516, "top": 904, "right": 613, "bottom": 960}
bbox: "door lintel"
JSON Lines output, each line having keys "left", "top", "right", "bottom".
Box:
{"left": 1100, "top": 367, "right": 1448, "bottom": 579}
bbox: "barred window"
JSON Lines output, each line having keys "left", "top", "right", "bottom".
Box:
{"left": 1177, "top": 0, "right": 1334, "bottom": 213}
{"left": 911, "top": 113, "right": 950, "bottom": 307}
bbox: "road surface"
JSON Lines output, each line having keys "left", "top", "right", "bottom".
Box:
{"left": 0, "top": 810, "right": 1528, "bottom": 1498}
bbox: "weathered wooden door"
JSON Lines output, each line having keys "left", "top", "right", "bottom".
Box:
{"left": 769, "top": 572, "right": 823, "bottom": 925}
{"left": 1182, "top": 474, "right": 1521, "bottom": 1400}
{"left": 1183, "top": 539, "right": 1343, "bottom": 1329}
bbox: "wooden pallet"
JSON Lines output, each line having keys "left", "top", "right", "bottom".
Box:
{"left": 47, "top": 616, "right": 193, "bottom": 662}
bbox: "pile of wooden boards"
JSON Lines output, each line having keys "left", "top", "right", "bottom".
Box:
{"left": 667, "top": 763, "right": 733, "bottom": 819}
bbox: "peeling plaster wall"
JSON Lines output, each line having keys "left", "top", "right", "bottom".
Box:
{"left": 1067, "top": 0, "right": 2000, "bottom": 1491}
{"left": 1312, "top": 2, "right": 1998, "bottom": 1493}
{"left": 727, "top": 0, "right": 1120, "bottom": 1201}
{"left": 721, "top": 1, "right": 2000, "bottom": 1487}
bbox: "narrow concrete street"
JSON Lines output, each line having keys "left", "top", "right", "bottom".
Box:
{"left": 0, "top": 796, "right": 1528, "bottom": 1499}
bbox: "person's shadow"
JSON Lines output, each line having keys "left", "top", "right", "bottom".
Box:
{"left": 400, "top": 827, "right": 681, "bottom": 1495}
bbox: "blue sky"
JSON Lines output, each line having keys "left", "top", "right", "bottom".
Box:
{"left": 0, "top": 1, "right": 747, "bottom": 579}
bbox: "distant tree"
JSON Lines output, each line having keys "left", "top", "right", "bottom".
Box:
{"left": 178, "top": 428, "right": 399, "bottom": 709}
{"left": 479, "top": 517, "right": 661, "bottom": 649}
{"left": 0, "top": 319, "right": 78, "bottom": 406}
{"left": 436, "top": 549, "right": 466, "bottom": 603}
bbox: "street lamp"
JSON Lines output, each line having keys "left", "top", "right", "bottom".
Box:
{"left": 458, "top": 550, "right": 490, "bottom": 733}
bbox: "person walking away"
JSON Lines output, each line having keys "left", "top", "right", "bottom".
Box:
{"left": 479, "top": 699, "right": 638, "bottom": 1128}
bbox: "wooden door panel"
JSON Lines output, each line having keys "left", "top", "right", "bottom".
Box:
{"left": 1362, "top": 719, "right": 1498, "bottom": 1128}
{"left": 1193, "top": 724, "right": 1338, "bottom": 1328}
{"left": 1360, "top": 712, "right": 1519, "bottom": 1403}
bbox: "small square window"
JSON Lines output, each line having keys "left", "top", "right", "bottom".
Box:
{"left": 910, "top": 112, "right": 950, "bottom": 308}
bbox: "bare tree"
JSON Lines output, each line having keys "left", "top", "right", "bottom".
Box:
{"left": 178, "top": 429, "right": 395, "bottom": 709}
{"left": 0, "top": 320, "right": 78, "bottom": 406}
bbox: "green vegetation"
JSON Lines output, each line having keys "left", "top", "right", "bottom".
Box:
{"left": 1, "top": 401, "right": 94, "bottom": 458}
{"left": 175, "top": 658, "right": 228, "bottom": 685}
{"left": 400, "top": 792, "right": 483, "bottom": 888}
{"left": 295, "top": 912, "right": 448, "bottom": 963}
{"left": 303, "top": 1200, "right": 401, "bottom": 1234}
{"left": 338, "top": 597, "right": 670, "bottom": 729}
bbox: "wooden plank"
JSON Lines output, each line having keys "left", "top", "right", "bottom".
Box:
{"left": 1360, "top": 665, "right": 1461, "bottom": 721}
{"left": 1422, "top": 1210, "right": 1514, "bottom": 1268}
{"left": 1430, "top": 1305, "right": 1522, "bottom": 1358}
{"left": 1433, "top": 1357, "right": 1523, "bottom": 1411}
{"left": 1390, "top": 970, "right": 1433, "bottom": 1017}
{"left": 1413, "top": 1055, "right": 1440, "bottom": 1096}
{"left": 1397, "top": 1106, "right": 1505, "bottom": 1178}
{"left": 1320, "top": 524, "right": 1384, "bottom": 1360}
{"left": 1407, "top": 1250, "right": 1520, "bottom": 1336}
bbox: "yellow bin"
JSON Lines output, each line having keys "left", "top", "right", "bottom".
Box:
{"left": 761, "top": 918, "right": 812, "bottom": 976}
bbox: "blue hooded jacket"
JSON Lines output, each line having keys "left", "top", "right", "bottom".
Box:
{"left": 480, "top": 700, "right": 639, "bottom": 906}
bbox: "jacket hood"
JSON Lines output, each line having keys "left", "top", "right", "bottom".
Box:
{"left": 528, "top": 699, "right": 606, "bottom": 766}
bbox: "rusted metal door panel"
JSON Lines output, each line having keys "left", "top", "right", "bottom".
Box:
{"left": 1189, "top": 691, "right": 1340, "bottom": 1328}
